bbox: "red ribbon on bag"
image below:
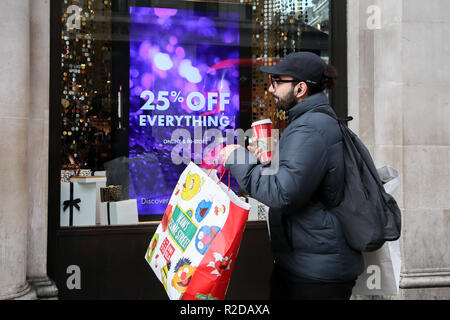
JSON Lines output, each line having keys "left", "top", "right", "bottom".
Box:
{"left": 208, "top": 167, "right": 231, "bottom": 191}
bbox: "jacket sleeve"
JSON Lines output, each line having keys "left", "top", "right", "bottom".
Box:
{"left": 226, "top": 124, "right": 328, "bottom": 212}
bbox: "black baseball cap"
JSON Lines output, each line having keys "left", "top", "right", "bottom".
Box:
{"left": 259, "top": 52, "right": 327, "bottom": 87}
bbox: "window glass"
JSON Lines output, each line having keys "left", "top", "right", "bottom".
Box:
{"left": 59, "top": 0, "right": 330, "bottom": 227}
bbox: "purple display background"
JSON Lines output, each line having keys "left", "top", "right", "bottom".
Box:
{"left": 129, "top": 6, "right": 241, "bottom": 216}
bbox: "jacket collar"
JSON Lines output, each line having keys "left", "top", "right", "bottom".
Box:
{"left": 286, "top": 92, "right": 330, "bottom": 122}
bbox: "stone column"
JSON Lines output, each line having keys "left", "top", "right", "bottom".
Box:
{"left": 26, "top": 0, "right": 58, "bottom": 299}
{"left": 348, "top": 0, "right": 450, "bottom": 299}
{"left": 397, "top": 0, "right": 450, "bottom": 298}
{"left": 0, "top": 0, "right": 36, "bottom": 300}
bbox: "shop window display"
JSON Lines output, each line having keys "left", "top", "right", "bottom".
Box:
{"left": 58, "top": 0, "right": 330, "bottom": 227}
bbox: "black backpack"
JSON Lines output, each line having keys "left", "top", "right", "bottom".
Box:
{"left": 312, "top": 108, "right": 402, "bottom": 252}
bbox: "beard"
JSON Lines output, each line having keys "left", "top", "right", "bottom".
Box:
{"left": 273, "top": 89, "right": 297, "bottom": 111}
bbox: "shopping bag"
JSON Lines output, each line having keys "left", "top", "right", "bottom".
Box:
{"left": 352, "top": 166, "right": 402, "bottom": 296}
{"left": 352, "top": 240, "right": 401, "bottom": 296}
{"left": 144, "top": 162, "right": 251, "bottom": 300}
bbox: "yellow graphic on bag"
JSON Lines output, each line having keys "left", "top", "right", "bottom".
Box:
{"left": 172, "top": 257, "right": 196, "bottom": 294}
{"left": 181, "top": 171, "right": 204, "bottom": 201}
{"left": 161, "top": 264, "right": 169, "bottom": 290}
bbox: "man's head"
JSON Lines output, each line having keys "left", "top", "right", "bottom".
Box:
{"left": 259, "top": 52, "right": 337, "bottom": 111}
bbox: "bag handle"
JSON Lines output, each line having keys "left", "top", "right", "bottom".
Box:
{"left": 207, "top": 167, "right": 231, "bottom": 191}
{"left": 218, "top": 168, "right": 231, "bottom": 191}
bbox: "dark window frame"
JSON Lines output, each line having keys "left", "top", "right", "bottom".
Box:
{"left": 329, "top": 0, "right": 348, "bottom": 119}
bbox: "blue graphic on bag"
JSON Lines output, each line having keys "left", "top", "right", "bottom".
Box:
{"left": 195, "top": 200, "right": 213, "bottom": 223}
{"left": 195, "top": 226, "right": 221, "bottom": 255}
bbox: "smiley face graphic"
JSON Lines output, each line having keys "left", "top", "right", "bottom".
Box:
{"left": 181, "top": 171, "right": 204, "bottom": 201}
{"left": 171, "top": 257, "right": 196, "bottom": 294}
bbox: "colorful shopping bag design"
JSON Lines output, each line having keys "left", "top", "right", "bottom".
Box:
{"left": 145, "top": 162, "right": 251, "bottom": 300}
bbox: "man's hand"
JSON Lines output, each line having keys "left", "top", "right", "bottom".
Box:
{"left": 218, "top": 145, "right": 241, "bottom": 165}
{"left": 217, "top": 137, "right": 278, "bottom": 165}
{"left": 247, "top": 136, "right": 278, "bottom": 162}
{"left": 247, "top": 144, "right": 263, "bottom": 160}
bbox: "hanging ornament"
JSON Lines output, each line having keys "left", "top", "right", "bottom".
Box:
{"left": 60, "top": 0, "right": 113, "bottom": 169}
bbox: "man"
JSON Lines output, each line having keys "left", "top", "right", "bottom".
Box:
{"left": 220, "top": 52, "right": 364, "bottom": 300}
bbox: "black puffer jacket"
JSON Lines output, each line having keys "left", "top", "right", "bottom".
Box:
{"left": 226, "top": 93, "right": 364, "bottom": 282}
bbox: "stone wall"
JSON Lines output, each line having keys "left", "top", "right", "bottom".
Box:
{"left": 0, "top": 0, "right": 34, "bottom": 300}
{"left": 0, "top": 0, "right": 56, "bottom": 300}
{"left": 348, "top": 0, "right": 450, "bottom": 299}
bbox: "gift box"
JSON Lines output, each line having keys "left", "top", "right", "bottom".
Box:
{"left": 246, "top": 197, "right": 259, "bottom": 221}
{"left": 99, "top": 185, "right": 129, "bottom": 225}
{"left": 257, "top": 202, "right": 269, "bottom": 221}
{"left": 241, "top": 197, "right": 268, "bottom": 222}
{"left": 100, "top": 186, "right": 123, "bottom": 202}
{"left": 108, "top": 199, "right": 139, "bottom": 225}
{"left": 61, "top": 169, "right": 92, "bottom": 183}
{"left": 60, "top": 176, "right": 106, "bottom": 227}
{"left": 93, "top": 173, "right": 107, "bottom": 226}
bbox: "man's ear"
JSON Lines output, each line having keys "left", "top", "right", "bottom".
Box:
{"left": 296, "top": 82, "right": 308, "bottom": 97}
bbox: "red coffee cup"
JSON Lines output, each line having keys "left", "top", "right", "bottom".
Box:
{"left": 251, "top": 119, "right": 273, "bottom": 163}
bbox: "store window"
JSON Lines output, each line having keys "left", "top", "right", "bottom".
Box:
{"left": 57, "top": 0, "right": 331, "bottom": 227}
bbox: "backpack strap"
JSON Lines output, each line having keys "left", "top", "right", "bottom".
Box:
{"left": 307, "top": 107, "right": 353, "bottom": 208}
{"left": 309, "top": 107, "right": 353, "bottom": 123}
{"left": 311, "top": 108, "right": 387, "bottom": 196}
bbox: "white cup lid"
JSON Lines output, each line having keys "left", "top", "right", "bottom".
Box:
{"left": 252, "top": 119, "right": 272, "bottom": 127}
